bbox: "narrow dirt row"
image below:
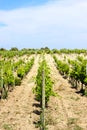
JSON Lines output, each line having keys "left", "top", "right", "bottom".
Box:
{"left": 0, "top": 55, "right": 40, "bottom": 130}
{"left": 45, "top": 54, "right": 87, "bottom": 130}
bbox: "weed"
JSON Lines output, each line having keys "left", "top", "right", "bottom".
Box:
{"left": 70, "top": 96, "right": 80, "bottom": 101}
{"left": 3, "top": 124, "right": 13, "bottom": 130}
{"left": 73, "top": 125, "right": 83, "bottom": 130}
{"left": 67, "top": 118, "right": 78, "bottom": 126}
{"left": 84, "top": 90, "right": 87, "bottom": 96}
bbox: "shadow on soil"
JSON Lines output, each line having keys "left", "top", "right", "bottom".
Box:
{"left": 33, "top": 103, "right": 41, "bottom": 108}
{"left": 67, "top": 79, "right": 86, "bottom": 96}
{"left": 33, "top": 110, "right": 41, "bottom": 115}
{"left": 32, "top": 101, "right": 41, "bottom": 128}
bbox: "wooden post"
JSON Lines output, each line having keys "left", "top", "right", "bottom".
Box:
{"left": 41, "top": 69, "right": 45, "bottom": 130}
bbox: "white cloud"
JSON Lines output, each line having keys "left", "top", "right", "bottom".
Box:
{"left": 0, "top": 0, "right": 87, "bottom": 49}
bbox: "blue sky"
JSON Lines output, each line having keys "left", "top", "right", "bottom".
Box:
{"left": 0, "top": 0, "right": 48, "bottom": 10}
{"left": 0, "top": 0, "right": 87, "bottom": 49}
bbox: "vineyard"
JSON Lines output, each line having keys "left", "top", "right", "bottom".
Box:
{"left": 0, "top": 48, "right": 87, "bottom": 130}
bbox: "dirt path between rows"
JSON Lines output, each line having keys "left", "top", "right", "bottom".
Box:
{"left": 45, "top": 54, "right": 87, "bottom": 130}
{"left": 1, "top": 54, "right": 87, "bottom": 130}
{"left": 0, "top": 55, "right": 40, "bottom": 130}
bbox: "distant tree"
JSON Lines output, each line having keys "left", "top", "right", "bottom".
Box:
{"left": 0, "top": 48, "right": 6, "bottom": 51}
{"left": 52, "top": 49, "right": 60, "bottom": 54}
{"left": 21, "top": 48, "right": 28, "bottom": 51}
{"left": 40, "top": 47, "right": 51, "bottom": 53}
{"left": 10, "top": 47, "right": 18, "bottom": 51}
{"left": 44, "top": 47, "right": 50, "bottom": 50}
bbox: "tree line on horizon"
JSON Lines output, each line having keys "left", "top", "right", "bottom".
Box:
{"left": 0, "top": 47, "right": 87, "bottom": 54}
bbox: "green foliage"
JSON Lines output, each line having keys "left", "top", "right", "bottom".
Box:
{"left": 68, "top": 58, "right": 87, "bottom": 92}
{"left": 10, "top": 47, "right": 18, "bottom": 51}
{"left": 4, "top": 70, "right": 14, "bottom": 86}
{"left": 15, "top": 77, "right": 21, "bottom": 86}
{"left": 3, "top": 124, "right": 13, "bottom": 130}
{"left": 54, "top": 55, "right": 87, "bottom": 93}
{"left": 14, "top": 59, "right": 24, "bottom": 69}
{"left": 17, "top": 58, "right": 34, "bottom": 79}
{"left": 34, "top": 59, "right": 53, "bottom": 105}
{"left": 2, "top": 88, "right": 8, "bottom": 99}
{"left": 77, "top": 56, "right": 84, "bottom": 62}
{"left": 0, "top": 56, "right": 34, "bottom": 99}
{"left": 53, "top": 55, "right": 69, "bottom": 76}
{"left": 84, "top": 89, "right": 87, "bottom": 96}
{"left": 17, "top": 66, "right": 25, "bottom": 79}
{"left": 84, "top": 78, "right": 87, "bottom": 86}
{"left": 70, "top": 62, "right": 81, "bottom": 81}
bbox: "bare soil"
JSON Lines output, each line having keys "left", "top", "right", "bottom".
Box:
{"left": 0, "top": 55, "right": 40, "bottom": 130}
{"left": 45, "top": 54, "right": 87, "bottom": 130}
{"left": 0, "top": 54, "right": 87, "bottom": 130}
